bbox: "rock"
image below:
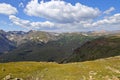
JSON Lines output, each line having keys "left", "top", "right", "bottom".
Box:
{"left": 3, "top": 74, "right": 12, "bottom": 80}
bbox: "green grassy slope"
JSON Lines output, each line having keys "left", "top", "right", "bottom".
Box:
{"left": 0, "top": 56, "right": 120, "bottom": 80}
{"left": 62, "top": 36, "right": 120, "bottom": 63}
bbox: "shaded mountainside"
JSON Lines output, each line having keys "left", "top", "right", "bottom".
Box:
{"left": 62, "top": 35, "right": 120, "bottom": 63}
{"left": 0, "top": 30, "right": 15, "bottom": 53}
{"left": 0, "top": 34, "right": 95, "bottom": 63}
{"left": 0, "top": 56, "right": 120, "bottom": 80}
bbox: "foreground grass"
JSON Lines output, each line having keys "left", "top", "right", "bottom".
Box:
{"left": 0, "top": 56, "right": 120, "bottom": 80}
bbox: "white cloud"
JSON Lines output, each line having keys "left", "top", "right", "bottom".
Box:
{"left": 24, "top": 0, "right": 100, "bottom": 23}
{"left": 19, "top": 2, "right": 24, "bottom": 8}
{"left": 84, "top": 13, "right": 120, "bottom": 27}
{"left": 9, "top": 13, "right": 120, "bottom": 32}
{"left": 0, "top": 3, "right": 17, "bottom": 15}
{"left": 9, "top": 15, "right": 55, "bottom": 30}
{"left": 9, "top": 15, "right": 87, "bottom": 32}
{"left": 104, "top": 7, "right": 115, "bottom": 14}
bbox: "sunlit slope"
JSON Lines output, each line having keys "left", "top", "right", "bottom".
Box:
{"left": 0, "top": 56, "right": 120, "bottom": 80}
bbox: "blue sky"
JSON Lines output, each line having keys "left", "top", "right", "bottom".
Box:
{"left": 0, "top": 0, "right": 120, "bottom": 32}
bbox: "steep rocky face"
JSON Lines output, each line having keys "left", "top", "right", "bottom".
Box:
{"left": 62, "top": 36, "right": 120, "bottom": 63}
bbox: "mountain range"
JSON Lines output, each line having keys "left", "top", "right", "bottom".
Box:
{"left": 0, "top": 30, "right": 97, "bottom": 62}
{"left": 0, "top": 30, "right": 120, "bottom": 63}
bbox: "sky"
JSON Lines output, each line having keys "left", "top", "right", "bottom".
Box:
{"left": 0, "top": 0, "right": 120, "bottom": 32}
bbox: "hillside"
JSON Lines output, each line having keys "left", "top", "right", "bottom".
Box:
{"left": 0, "top": 56, "right": 120, "bottom": 80}
{"left": 62, "top": 35, "right": 120, "bottom": 63}
{"left": 0, "top": 33, "right": 95, "bottom": 63}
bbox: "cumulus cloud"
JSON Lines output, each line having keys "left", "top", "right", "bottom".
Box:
{"left": 9, "top": 13, "right": 120, "bottom": 32}
{"left": 84, "top": 13, "right": 120, "bottom": 27}
{"left": 7, "top": 0, "right": 120, "bottom": 32}
{"left": 24, "top": 0, "right": 100, "bottom": 23}
{"left": 9, "top": 15, "right": 88, "bottom": 32}
{"left": 104, "top": 7, "right": 115, "bottom": 14}
{"left": 0, "top": 3, "right": 17, "bottom": 15}
{"left": 9, "top": 15, "right": 55, "bottom": 30}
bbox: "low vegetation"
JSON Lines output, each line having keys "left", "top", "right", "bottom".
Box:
{"left": 0, "top": 56, "right": 120, "bottom": 80}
